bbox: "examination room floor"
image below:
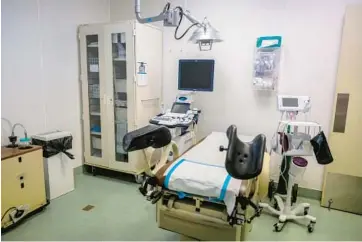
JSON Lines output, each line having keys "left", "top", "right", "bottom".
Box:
{"left": 2, "top": 172, "right": 362, "bottom": 241}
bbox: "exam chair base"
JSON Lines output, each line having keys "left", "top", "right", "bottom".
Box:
{"left": 259, "top": 195, "right": 316, "bottom": 233}
{"left": 156, "top": 194, "right": 252, "bottom": 241}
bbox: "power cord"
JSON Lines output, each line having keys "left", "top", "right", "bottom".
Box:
{"left": 1, "top": 207, "right": 17, "bottom": 221}
{"left": 163, "top": 2, "right": 170, "bottom": 12}
{"left": 174, "top": 6, "right": 198, "bottom": 40}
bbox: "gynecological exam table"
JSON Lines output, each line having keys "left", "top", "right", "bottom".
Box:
{"left": 123, "top": 125, "right": 270, "bottom": 241}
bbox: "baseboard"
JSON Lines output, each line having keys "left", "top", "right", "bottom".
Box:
{"left": 298, "top": 187, "right": 322, "bottom": 201}
{"left": 272, "top": 181, "right": 322, "bottom": 201}
{"left": 74, "top": 165, "right": 83, "bottom": 175}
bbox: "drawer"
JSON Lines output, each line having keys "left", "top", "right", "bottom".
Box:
{"left": 1, "top": 149, "right": 44, "bottom": 174}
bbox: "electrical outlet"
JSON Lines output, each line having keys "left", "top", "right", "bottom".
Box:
{"left": 9, "top": 204, "right": 30, "bottom": 223}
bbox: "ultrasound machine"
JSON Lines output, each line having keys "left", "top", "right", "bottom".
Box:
{"left": 150, "top": 94, "right": 196, "bottom": 128}
{"left": 149, "top": 59, "right": 214, "bottom": 154}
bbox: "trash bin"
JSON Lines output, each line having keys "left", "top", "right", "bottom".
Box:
{"left": 32, "top": 131, "right": 75, "bottom": 200}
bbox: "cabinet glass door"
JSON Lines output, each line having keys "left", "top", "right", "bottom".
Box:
{"left": 86, "top": 34, "right": 103, "bottom": 158}
{"left": 111, "top": 32, "right": 128, "bottom": 163}
{"left": 105, "top": 23, "right": 134, "bottom": 172}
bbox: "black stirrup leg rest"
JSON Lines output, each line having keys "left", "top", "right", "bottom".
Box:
{"left": 223, "top": 125, "right": 266, "bottom": 180}
{"left": 123, "top": 125, "right": 172, "bottom": 152}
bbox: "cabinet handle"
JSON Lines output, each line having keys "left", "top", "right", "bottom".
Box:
{"left": 18, "top": 157, "right": 22, "bottom": 163}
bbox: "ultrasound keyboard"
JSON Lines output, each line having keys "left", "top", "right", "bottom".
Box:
{"left": 150, "top": 114, "right": 194, "bottom": 128}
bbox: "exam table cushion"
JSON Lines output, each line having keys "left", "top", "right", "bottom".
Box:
{"left": 160, "top": 132, "right": 255, "bottom": 215}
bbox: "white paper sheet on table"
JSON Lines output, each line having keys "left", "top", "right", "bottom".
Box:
{"left": 163, "top": 132, "right": 254, "bottom": 215}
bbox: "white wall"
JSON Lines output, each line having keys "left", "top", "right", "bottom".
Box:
{"left": 1, "top": 0, "right": 110, "bottom": 167}
{"left": 111, "top": 0, "right": 362, "bottom": 190}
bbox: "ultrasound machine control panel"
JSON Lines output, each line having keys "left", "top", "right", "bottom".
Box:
{"left": 150, "top": 94, "right": 199, "bottom": 128}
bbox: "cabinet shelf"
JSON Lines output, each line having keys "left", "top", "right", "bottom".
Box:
{"left": 90, "top": 131, "right": 101, "bottom": 136}
{"left": 88, "top": 42, "right": 98, "bottom": 48}
{"left": 115, "top": 120, "right": 127, "bottom": 124}
{"left": 113, "top": 57, "right": 126, "bottom": 61}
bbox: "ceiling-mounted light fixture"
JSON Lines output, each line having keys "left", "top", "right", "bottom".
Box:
{"left": 134, "top": 0, "right": 222, "bottom": 51}
{"left": 187, "top": 17, "right": 222, "bottom": 51}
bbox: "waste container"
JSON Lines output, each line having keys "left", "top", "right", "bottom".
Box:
{"left": 32, "top": 131, "right": 75, "bottom": 200}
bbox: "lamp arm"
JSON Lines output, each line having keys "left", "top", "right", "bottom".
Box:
{"left": 134, "top": 0, "right": 166, "bottom": 23}
{"left": 182, "top": 10, "right": 203, "bottom": 27}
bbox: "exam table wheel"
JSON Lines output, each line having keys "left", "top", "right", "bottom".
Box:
{"left": 274, "top": 222, "right": 285, "bottom": 232}
{"left": 308, "top": 221, "right": 315, "bottom": 233}
{"left": 135, "top": 174, "right": 144, "bottom": 184}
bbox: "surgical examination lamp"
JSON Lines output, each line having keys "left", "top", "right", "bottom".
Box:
{"left": 134, "top": 0, "right": 222, "bottom": 51}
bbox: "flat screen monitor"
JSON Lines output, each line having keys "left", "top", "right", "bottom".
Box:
{"left": 178, "top": 59, "right": 214, "bottom": 91}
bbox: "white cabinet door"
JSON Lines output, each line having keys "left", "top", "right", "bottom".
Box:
{"left": 79, "top": 25, "right": 109, "bottom": 167}
{"left": 321, "top": 5, "right": 362, "bottom": 214}
{"left": 129, "top": 23, "right": 163, "bottom": 174}
{"left": 104, "top": 22, "right": 135, "bottom": 172}
{"left": 133, "top": 23, "right": 162, "bottom": 127}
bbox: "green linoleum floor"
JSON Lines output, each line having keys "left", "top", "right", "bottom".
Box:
{"left": 2, "top": 172, "right": 362, "bottom": 241}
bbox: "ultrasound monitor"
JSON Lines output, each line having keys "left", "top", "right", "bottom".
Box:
{"left": 171, "top": 102, "right": 190, "bottom": 114}
{"left": 178, "top": 59, "right": 214, "bottom": 91}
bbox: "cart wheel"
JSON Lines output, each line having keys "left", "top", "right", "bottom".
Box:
{"left": 304, "top": 207, "right": 309, "bottom": 215}
{"left": 308, "top": 222, "right": 315, "bottom": 233}
{"left": 274, "top": 222, "right": 285, "bottom": 232}
{"left": 91, "top": 166, "right": 97, "bottom": 176}
{"left": 135, "top": 174, "right": 144, "bottom": 184}
{"left": 292, "top": 184, "right": 298, "bottom": 204}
